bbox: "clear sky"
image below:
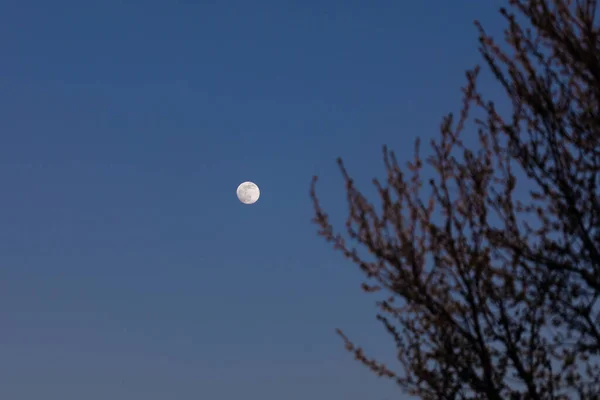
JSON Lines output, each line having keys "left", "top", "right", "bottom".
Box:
{"left": 1, "top": 1, "right": 506, "bottom": 399}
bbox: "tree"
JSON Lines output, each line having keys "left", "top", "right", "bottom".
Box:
{"left": 310, "top": 0, "right": 600, "bottom": 398}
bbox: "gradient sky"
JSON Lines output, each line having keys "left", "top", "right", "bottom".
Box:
{"left": 1, "top": 1, "right": 507, "bottom": 399}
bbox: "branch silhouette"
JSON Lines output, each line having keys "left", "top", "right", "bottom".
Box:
{"left": 311, "top": 1, "right": 600, "bottom": 398}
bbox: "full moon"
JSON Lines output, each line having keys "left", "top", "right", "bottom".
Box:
{"left": 236, "top": 181, "right": 260, "bottom": 204}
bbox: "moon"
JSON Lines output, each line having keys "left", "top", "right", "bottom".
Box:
{"left": 236, "top": 181, "right": 260, "bottom": 204}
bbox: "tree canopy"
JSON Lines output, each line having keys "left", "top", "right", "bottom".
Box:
{"left": 311, "top": 1, "right": 600, "bottom": 398}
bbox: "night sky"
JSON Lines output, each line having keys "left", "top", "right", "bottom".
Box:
{"left": 1, "top": 1, "right": 506, "bottom": 399}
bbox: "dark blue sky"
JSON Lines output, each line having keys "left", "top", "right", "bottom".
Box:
{"left": 1, "top": 1, "right": 506, "bottom": 399}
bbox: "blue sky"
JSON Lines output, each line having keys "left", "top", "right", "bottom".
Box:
{"left": 1, "top": 1, "right": 506, "bottom": 399}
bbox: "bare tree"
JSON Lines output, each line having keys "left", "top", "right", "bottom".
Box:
{"left": 310, "top": 0, "right": 600, "bottom": 398}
